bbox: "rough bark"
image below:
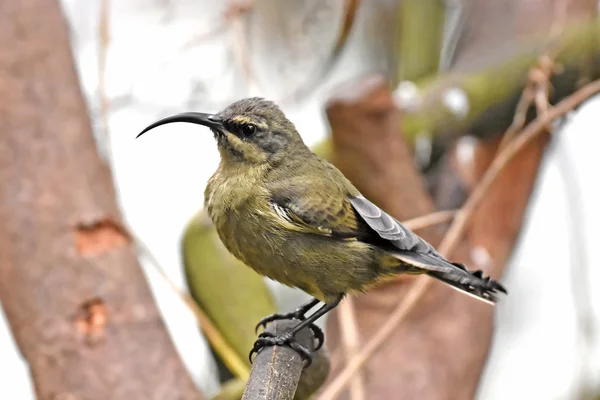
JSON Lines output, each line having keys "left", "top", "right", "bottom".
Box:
{"left": 0, "top": 0, "right": 203, "bottom": 399}
{"left": 242, "top": 320, "right": 329, "bottom": 400}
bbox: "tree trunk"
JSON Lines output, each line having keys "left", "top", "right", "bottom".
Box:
{"left": 0, "top": 1, "right": 204, "bottom": 399}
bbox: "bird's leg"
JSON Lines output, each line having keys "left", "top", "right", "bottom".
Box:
{"left": 250, "top": 295, "right": 342, "bottom": 367}
{"left": 255, "top": 297, "right": 325, "bottom": 352}
{"left": 255, "top": 297, "right": 321, "bottom": 339}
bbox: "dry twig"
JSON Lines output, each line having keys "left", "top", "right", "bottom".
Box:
{"left": 135, "top": 239, "right": 251, "bottom": 380}
{"left": 284, "top": 0, "right": 360, "bottom": 102}
{"left": 317, "top": 78, "right": 600, "bottom": 400}
{"left": 337, "top": 297, "right": 365, "bottom": 400}
{"left": 498, "top": 55, "right": 560, "bottom": 150}
{"left": 329, "top": 208, "right": 457, "bottom": 400}
{"left": 98, "top": 0, "right": 111, "bottom": 160}
{"left": 229, "top": 5, "right": 257, "bottom": 88}
{"left": 182, "top": 1, "right": 254, "bottom": 49}
{"left": 402, "top": 209, "right": 456, "bottom": 231}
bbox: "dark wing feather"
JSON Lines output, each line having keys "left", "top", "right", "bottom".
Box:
{"left": 349, "top": 194, "right": 507, "bottom": 300}
{"left": 349, "top": 194, "right": 466, "bottom": 268}
{"left": 270, "top": 186, "right": 368, "bottom": 239}
{"left": 270, "top": 186, "right": 506, "bottom": 301}
{"left": 349, "top": 195, "right": 436, "bottom": 254}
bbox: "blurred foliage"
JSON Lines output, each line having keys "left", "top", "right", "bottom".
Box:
{"left": 313, "top": 17, "right": 600, "bottom": 161}
{"left": 395, "top": 0, "right": 445, "bottom": 84}
{"left": 402, "top": 18, "right": 600, "bottom": 144}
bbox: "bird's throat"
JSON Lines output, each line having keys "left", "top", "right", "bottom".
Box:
{"left": 205, "top": 162, "right": 268, "bottom": 219}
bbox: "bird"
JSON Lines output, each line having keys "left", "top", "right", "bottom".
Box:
{"left": 136, "top": 97, "right": 507, "bottom": 365}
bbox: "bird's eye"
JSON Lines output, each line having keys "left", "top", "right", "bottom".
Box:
{"left": 242, "top": 124, "right": 256, "bottom": 137}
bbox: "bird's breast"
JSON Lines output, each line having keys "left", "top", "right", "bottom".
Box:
{"left": 204, "top": 169, "right": 384, "bottom": 301}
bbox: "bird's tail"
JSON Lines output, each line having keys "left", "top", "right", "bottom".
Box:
{"left": 426, "top": 267, "right": 506, "bottom": 305}
{"left": 387, "top": 251, "right": 507, "bottom": 305}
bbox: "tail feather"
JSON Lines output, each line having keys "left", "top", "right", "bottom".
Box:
{"left": 387, "top": 251, "right": 507, "bottom": 305}
{"left": 427, "top": 267, "right": 506, "bottom": 305}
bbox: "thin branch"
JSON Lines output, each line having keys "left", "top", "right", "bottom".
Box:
{"left": 497, "top": 86, "right": 534, "bottom": 150}
{"left": 98, "top": 0, "right": 111, "bottom": 161}
{"left": 283, "top": 0, "right": 360, "bottom": 102}
{"left": 134, "top": 239, "right": 251, "bottom": 380}
{"left": 317, "top": 78, "right": 600, "bottom": 400}
{"left": 402, "top": 209, "right": 456, "bottom": 231}
{"left": 241, "top": 320, "right": 315, "bottom": 400}
{"left": 181, "top": 1, "right": 254, "bottom": 50}
{"left": 230, "top": 6, "right": 257, "bottom": 88}
{"left": 498, "top": 55, "right": 559, "bottom": 150}
{"left": 337, "top": 297, "right": 365, "bottom": 400}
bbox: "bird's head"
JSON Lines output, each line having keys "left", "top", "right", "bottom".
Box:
{"left": 136, "top": 97, "right": 307, "bottom": 165}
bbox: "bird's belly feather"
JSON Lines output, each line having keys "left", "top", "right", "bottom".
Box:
{"left": 214, "top": 207, "right": 382, "bottom": 303}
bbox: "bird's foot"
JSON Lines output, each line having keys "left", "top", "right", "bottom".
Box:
{"left": 249, "top": 331, "right": 313, "bottom": 368}
{"left": 255, "top": 312, "right": 324, "bottom": 351}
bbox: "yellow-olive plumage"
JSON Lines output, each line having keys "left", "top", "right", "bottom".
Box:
{"left": 137, "top": 97, "right": 506, "bottom": 362}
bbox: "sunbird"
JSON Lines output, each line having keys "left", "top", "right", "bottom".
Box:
{"left": 137, "top": 97, "right": 506, "bottom": 365}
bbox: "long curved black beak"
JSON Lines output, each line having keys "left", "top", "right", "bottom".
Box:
{"left": 136, "top": 112, "right": 223, "bottom": 138}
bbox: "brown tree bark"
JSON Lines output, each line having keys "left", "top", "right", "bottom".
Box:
{"left": 0, "top": 1, "right": 204, "bottom": 399}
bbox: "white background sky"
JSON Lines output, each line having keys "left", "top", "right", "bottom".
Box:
{"left": 1, "top": 1, "right": 599, "bottom": 399}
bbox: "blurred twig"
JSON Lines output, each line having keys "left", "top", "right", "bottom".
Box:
{"left": 330, "top": 208, "right": 457, "bottom": 400}
{"left": 229, "top": 2, "right": 257, "bottom": 88}
{"left": 98, "top": 0, "right": 111, "bottom": 160}
{"left": 135, "top": 238, "right": 251, "bottom": 380}
{"left": 182, "top": 1, "right": 254, "bottom": 49}
{"left": 284, "top": 0, "right": 360, "bottom": 102}
{"left": 317, "top": 78, "right": 600, "bottom": 400}
{"left": 337, "top": 297, "right": 364, "bottom": 400}
{"left": 439, "top": 0, "right": 466, "bottom": 72}
{"left": 402, "top": 209, "right": 456, "bottom": 231}
{"left": 499, "top": 55, "right": 560, "bottom": 149}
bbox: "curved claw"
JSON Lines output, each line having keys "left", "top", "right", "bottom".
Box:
{"left": 249, "top": 332, "right": 271, "bottom": 362}
{"left": 248, "top": 331, "right": 313, "bottom": 368}
{"left": 287, "top": 341, "right": 313, "bottom": 368}
{"left": 254, "top": 311, "right": 306, "bottom": 334}
{"left": 308, "top": 324, "right": 324, "bottom": 351}
{"left": 253, "top": 321, "right": 324, "bottom": 353}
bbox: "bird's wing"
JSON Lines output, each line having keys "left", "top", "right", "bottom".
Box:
{"left": 349, "top": 194, "right": 467, "bottom": 273}
{"left": 272, "top": 188, "right": 501, "bottom": 283}
{"left": 269, "top": 185, "right": 368, "bottom": 239}
{"left": 270, "top": 185, "right": 436, "bottom": 254}
{"left": 350, "top": 194, "right": 507, "bottom": 301}
{"left": 348, "top": 195, "right": 436, "bottom": 253}
{"left": 271, "top": 186, "right": 442, "bottom": 257}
